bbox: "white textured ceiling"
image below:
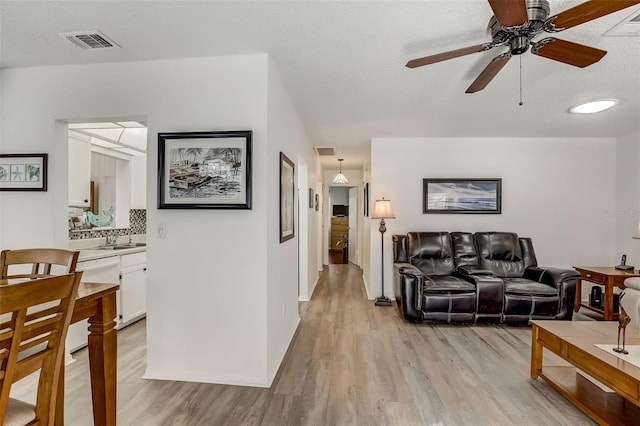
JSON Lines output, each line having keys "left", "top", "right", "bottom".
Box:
{"left": 2, "top": 0, "right": 639, "bottom": 170}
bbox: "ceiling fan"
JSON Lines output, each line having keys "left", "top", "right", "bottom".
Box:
{"left": 406, "top": 0, "right": 640, "bottom": 93}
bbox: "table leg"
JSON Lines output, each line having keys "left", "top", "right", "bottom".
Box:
{"left": 574, "top": 278, "right": 582, "bottom": 312}
{"left": 87, "top": 293, "right": 118, "bottom": 426}
{"left": 530, "top": 324, "right": 542, "bottom": 379}
{"left": 604, "top": 281, "right": 614, "bottom": 321}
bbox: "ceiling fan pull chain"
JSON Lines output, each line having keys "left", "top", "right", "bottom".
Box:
{"left": 519, "top": 55, "right": 524, "bottom": 106}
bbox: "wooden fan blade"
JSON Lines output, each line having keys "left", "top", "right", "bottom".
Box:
{"left": 405, "top": 43, "right": 494, "bottom": 68}
{"left": 466, "top": 53, "right": 511, "bottom": 93}
{"left": 545, "top": 0, "right": 640, "bottom": 31}
{"left": 532, "top": 38, "right": 606, "bottom": 68}
{"left": 488, "top": 0, "right": 529, "bottom": 27}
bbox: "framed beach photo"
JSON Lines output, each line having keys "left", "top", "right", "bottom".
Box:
{"left": 423, "top": 178, "right": 501, "bottom": 214}
{"left": 0, "top": 154, "right": 47, "bottom": 191}
{"left": 158, "top": 130, "right": 252, "bottom": 209}
{"left": 280, "top": 152, "right": 295, "bottom": 242}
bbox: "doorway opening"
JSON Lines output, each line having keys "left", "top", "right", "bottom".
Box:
{"left": 328, "top": 186, "right": 358, "bottom": 265}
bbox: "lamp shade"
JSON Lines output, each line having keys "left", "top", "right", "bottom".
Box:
{"left": 332, "top": 173, "right": 349, "bottom": 184}
{"left": 371, "top": 198, "right": 395, "bottom": 219}
{"left": 332, "top": 158, "right": 349, "bottom": 184}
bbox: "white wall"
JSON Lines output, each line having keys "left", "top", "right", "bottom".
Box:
{"left": 616, "top": 130, "right": 640, "bottom": 266}
{"left": 130, "top": 155, "right": 147, "bottom": 209}
{"left": 266, "top": 58, "right": 319, "bottom": 380}
{"left": 0, "top": 53, "right": 313, "bottom": 387}
{"left": 369, "top": 137, "right": 617, "bottom": 300}
{"left": 330, "top": 187, "right": 349, "bottom": 206}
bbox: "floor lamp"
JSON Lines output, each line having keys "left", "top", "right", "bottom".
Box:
{"left": 372, "top": 197, "right": 395, "bottom": 306}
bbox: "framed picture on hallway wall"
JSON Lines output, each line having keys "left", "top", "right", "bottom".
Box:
{"left": 0, "top": 154, "right": 47, "bottom": 191}
{"left": 280, "top": 152, "right": 295, "bottom": 242}
{"left": 157, "top": 130, "right": 252, "bottom": 209}
{"left": 364, "top": 182, "right": 369, "bottom": 217}
{"left": 423, "top": 178, "right": 502, "bottom": 214}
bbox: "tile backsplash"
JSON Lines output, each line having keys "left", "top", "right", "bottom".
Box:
{"left": 69, "top": 209, "right": 146, "bottom": 240}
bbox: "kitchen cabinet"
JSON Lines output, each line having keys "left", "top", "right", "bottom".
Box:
{"left": 68, "top": 249, "right": 147, "bottom": 355}
{"left": 118, "top": 251, "right": 147, "bottom": 327}
{"left": 68, "top": 134, "right": 92, "bottom": 207}
{"left": 68, "top": 255, "right": 121, "bottom": 353}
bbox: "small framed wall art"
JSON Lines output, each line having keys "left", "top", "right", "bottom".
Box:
{"left": 157, "top": 130, "right": 252, "bottom": 209}
{"left": 364, "top": 182, "right": 369, "bottom": 217}
{"left": 280, "top": 152, "right": 295, "bottom": 242}
{"left": 0, "top": 154, "right": 48, "bottom": 191}
{"left": 309, "top": 188, "right": 314, "bottom": 209}
{"left": 423, "top": 178, "right": 502, "bottom": 214}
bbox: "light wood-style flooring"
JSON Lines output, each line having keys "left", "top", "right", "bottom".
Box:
{"left": 13, "top": 263, "right": 595, "bottom": 425}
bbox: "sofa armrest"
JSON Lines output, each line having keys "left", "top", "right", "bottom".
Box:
{"left": 524, "top": 266, "right": 580, "bottom": 289}
{"left": 394, "top": 263, "right": 424, "bottom": 321}
{"left": 456, "top": 271, "right": 504, "bottom": 316}
{"left": 525, "top": 266, "right": 579, "bottom": 320}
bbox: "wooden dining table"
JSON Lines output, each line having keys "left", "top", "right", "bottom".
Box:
{"left": 1, "top": 279, "right": 119, "bottom": 426}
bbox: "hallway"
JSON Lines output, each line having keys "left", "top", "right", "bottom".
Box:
{"left": 17, "top": 263, "right": 593, "bottom": 425}
{"left": 328, "top": 249, "right": 349, "bottom": 264}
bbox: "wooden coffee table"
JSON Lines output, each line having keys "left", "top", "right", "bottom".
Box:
{"left": 531, "top": 320, "right": 640, "bottom": 425}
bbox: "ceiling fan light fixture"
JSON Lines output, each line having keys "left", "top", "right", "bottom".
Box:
{"left": 332, "top": 158, "right": 349, "bottom": 184}
{"left": 569, "top": 99, "right": 618, "bottom": 114}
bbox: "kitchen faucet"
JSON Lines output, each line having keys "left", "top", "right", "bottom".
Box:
{"left": 106, "top": 233, "right": 117, "bottom": 246}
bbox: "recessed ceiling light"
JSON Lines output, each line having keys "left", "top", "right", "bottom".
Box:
{"left": 569, "top": 99, "right": 618, "bottom": 114}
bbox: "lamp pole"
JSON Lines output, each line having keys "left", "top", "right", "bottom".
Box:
{"left": 375, "top": 217, "right": 392, "bottom": 306}
{"left": 372, "top": 197, "right": 394, "bottom": 307}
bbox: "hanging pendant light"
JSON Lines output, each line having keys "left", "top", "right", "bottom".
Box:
{"left": 332, "top": 158, "right": 349, "bottom": 184}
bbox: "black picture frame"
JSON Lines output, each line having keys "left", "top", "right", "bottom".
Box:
{"left": 0, "top": 154, "right": 48, "bottom": 192}
{"left": 315, "top": 193, "right": 319, "bottom": 211}
{"left": 279, "top": 152, "right": 295, "bottom": 242}
{"left": 157, "top": 130, "right": 252, "bottom": 209}
{"left": 423, "top": 178, "right": 502, "bottom": 214}
{"left": 309, "top": 188, "right": 314, "bottom": 209}
{"left": 363, "top": 182, "right": 369, "bottom": 217}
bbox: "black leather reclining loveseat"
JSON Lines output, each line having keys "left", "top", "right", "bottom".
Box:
{"left": 392, "top": 231, "right": 579, "bottom": 324}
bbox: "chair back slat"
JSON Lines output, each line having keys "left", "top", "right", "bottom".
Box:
{"left": 0, "top": 248, "right": 79, "bottom": 280}
{"left": 0, "top": 272, "right": 82, "bottom": 425}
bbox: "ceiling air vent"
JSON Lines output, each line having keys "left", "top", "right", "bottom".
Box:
{"left": 58, "top": 30, "right": 120, "bottom": 49}
{"left": 314, "top": 147, "right": 335, "bottom": 156}
{"left": 604, "top": 11, "right": 640, "bottom": 36}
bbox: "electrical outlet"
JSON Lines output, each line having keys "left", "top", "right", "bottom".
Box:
{"left": 157, "top": 223, "right": 166, "bottom": 238}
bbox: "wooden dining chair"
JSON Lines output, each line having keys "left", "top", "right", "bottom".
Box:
{"left": 0, "top": 248, "right": 79, "bottom": 279}
{"left": 0, "top": 272, "right": 82, "bottom": 426}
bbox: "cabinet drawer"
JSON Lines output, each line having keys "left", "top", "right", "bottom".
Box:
{"left": 581, "top": 271, "right": 605, "bottom": 284}
{"left": 121, "top": 251, "right": 146, "bottom": 268}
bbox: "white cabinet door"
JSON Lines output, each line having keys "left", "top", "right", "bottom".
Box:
{"left": 119, "top": 263, "right": 146, "bottom": 326}
{"left": 68, "top": 135, "right": 91, "bottom": 207}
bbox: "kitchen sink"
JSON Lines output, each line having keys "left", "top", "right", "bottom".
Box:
{"left": 93, "top": 243, "right": 146, "bottom": 250}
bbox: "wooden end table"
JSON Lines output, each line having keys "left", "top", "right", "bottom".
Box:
{"left": 573, "top": 266, "right": 640, "bottom": 321}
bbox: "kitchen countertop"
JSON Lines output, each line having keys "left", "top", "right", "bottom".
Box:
{"left": 70, "top": 235, "right": 147, "bottom": 262}
{"left": 78, "top": 245, "right": 146, "bottom": 262}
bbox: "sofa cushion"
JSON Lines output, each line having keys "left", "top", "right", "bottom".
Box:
{"left": 503, "top": 278, "right": 558, "bottom": 296}
{"left": 451, "top": 232, "right": 478, "bottom": 267}
{"left": 423, "top": 275, "right": 476, "bottom": 294}
{"left": 408, "top": 232, "right": 455, "bottom": 276}
{"left": 475, "top": 232, "right": 525, "bottom": 278}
